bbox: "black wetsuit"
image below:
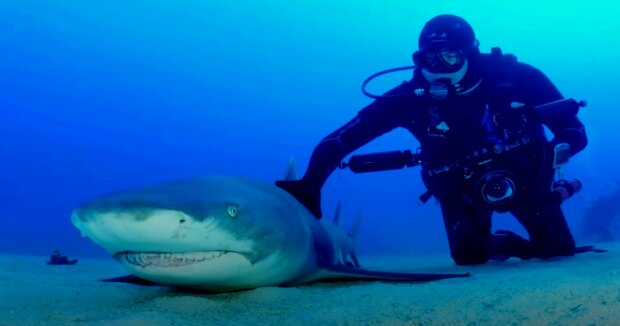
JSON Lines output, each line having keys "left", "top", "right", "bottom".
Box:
{"left": 278, "top": 51, "right": 587, "bottom": 265}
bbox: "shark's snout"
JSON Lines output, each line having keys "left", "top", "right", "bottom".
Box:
{"left": 72, "top": 207, "right": 203, "bottom": 254}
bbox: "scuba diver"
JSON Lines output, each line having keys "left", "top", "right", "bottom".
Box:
{"left": 276, "top": 14, "right": 589, "bottom": 265}
{"left": 46, "top": 250, "right": 78, "bottom": 265}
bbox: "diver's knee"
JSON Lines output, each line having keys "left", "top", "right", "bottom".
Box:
{"left": 447, "top": 224, "right": 490, "bottom": 265}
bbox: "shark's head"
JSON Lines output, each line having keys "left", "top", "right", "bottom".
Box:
{"left": 71, "top": 176, "right": 316, "bottom": 291}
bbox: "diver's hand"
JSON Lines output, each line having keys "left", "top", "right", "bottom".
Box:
{"left": 275, "top": 179, "right": 323, "bottom": 218}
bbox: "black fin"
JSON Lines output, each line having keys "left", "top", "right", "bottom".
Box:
{"left": 100, "top": 275, "right": 159, "bottom": 286}
{"left": 323, "top": 266, "right": 469, "bottom": 282}
{"left": 575, "top": 245, "right": 607, "bottom": 254}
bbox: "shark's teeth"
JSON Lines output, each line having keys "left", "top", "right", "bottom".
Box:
{"left": 123, "top": 251, "right": 229, "bottom": 268}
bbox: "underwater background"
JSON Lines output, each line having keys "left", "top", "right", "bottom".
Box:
{"left": 1, "top": 0, "right": 619, "bottom": 258}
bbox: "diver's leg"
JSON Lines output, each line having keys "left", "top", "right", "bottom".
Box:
{"left": 510, "top": 165, "right": 576, "bottom": 259}
{"left": 439, "top": 197, "right": 493, "bottom": 265}
{"left": 511, "top": 197, "right": 575, "bottom": 258}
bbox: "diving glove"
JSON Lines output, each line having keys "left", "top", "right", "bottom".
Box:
{"left": 275, "top": 179, "right": 323, "bottom": 218}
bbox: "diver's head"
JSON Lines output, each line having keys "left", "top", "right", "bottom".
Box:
{"left": 413, "top": 15, "right": 480, "bottom": 81}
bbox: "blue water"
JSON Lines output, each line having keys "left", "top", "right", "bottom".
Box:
{"left": 1, "top": 1, "right": 619, "bottom": 258}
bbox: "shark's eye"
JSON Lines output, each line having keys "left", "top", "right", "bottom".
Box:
{"left": 227, "top": 205, "right": 239, "bottom": 218}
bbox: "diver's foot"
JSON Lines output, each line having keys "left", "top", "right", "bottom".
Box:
{"left": 490, "top": 230, "right": 534, "bottom": 261}
{"left": 575, "top": 245, "right": 607, "bottom": 254}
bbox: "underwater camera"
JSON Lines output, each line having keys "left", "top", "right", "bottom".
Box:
{"left": 341, "top": 147, "right": 582, "bottom": 210}
{"left": 475, "top": 170, "right": 517, "bottom": 207}
{"left": 340, "top": 149, "right": 524, "bottom": 210}
{"left": 339, "top": 96, "right": 585, "bottom": 209}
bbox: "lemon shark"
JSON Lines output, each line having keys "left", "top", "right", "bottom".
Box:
{"left": 71, "top": 174, "right": 468, "bottom": 292}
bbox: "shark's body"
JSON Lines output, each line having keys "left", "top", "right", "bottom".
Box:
{"left": 72, "top": 175, "right": 467, "bottom": 292}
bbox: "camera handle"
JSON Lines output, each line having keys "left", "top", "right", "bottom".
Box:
{"left": 339, "top": 149, "right": 423, "bottom": 173}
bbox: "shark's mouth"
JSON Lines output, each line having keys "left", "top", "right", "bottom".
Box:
{"left": 116, "top": 251, "right": 237, "bottom": 268}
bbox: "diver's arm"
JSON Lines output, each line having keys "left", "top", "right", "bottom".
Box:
{"left": 276, "top": 90, "right": 409, "bottom": 218}
{"left": 516, "top": 64, "right": 588, "bottom": 156}
{"left": 302, "top": 104, "right": 401, "bottom": 185}
{"left": 545, "top": 114, "right": 587, "bottom": 156}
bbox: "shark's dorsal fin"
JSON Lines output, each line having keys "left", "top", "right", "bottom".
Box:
{"left": 283, "top": 157, "right": 297, "bottom": 181}
{"left": 332, "top": 201, "right": 342, "bottom": 226}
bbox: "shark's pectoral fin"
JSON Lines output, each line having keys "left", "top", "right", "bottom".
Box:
{"left": 100, "top": 275, "right": 160, "bottom": 286}
{"left": 314, "top": 266, "right": 469, "bottom": 283}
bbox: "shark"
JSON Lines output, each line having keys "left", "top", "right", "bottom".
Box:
{"left": 71, "top": 174, "right": 468, "bottom": 292}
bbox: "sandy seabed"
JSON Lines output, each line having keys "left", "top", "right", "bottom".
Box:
{"left": 2, "top": 242, "right": 620, "bottom": 326}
